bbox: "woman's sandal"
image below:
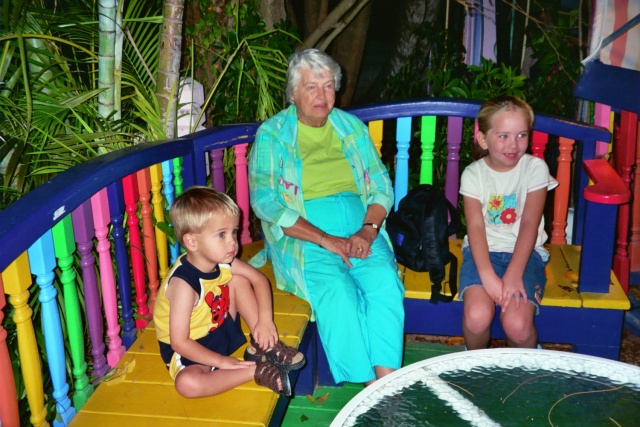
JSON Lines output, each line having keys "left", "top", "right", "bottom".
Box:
{"left": 254, "top": 361, "right": 292, "bottom": 396}
{"left": 244, "top": 337, "right": 306, "bottom": 371}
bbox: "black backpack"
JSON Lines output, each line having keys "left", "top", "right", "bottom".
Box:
{"left": 386, "top": 184, "right": 461, "bottom": 304}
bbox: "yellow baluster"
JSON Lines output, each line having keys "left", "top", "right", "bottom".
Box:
{"left": 2, "top": 253, "right": 49, "bottom": 427}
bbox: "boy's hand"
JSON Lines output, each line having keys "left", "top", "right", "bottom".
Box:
{"left": 252, "top": 320, "right": 278, "bottom": 350}
{"left": 217, "top": 356, "right": 255, "bottom": 370}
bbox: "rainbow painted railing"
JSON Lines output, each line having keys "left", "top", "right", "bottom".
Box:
{"left": 0, "top": 99, "right": 631, "bottom": 426}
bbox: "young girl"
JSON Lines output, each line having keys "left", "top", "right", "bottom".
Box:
{"left": 459, "top": 96, "right": 558, "bottom": 350}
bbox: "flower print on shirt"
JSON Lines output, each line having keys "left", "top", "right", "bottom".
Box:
{"left": 487, "top": 192, "right": 517, "bottom": 225}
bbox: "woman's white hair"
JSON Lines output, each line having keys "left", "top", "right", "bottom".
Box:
{"left": 286, "top": 48, "right": 342, "bottom": 105}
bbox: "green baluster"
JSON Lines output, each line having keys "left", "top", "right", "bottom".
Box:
{"left": 52, "top": 215, "right": 93, "bottom": 408}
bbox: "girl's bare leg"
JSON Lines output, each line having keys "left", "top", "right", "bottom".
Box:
{"left": 500, "top": 301, "right": 537, "bottom": 348}
{"left": 462, "top": 286, "right": 496, "bottom": 350}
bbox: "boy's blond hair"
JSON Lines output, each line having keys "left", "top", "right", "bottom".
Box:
{"left": 170, "top": 186, "right": 240, "bottom": 246}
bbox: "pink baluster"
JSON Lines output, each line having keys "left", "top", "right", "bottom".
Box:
{"left": 72, "top": 200, "right": 109, "bottom": 379}
{"left": 137, "top": 168, "right": 160, "bottom": 309}
{"left": 550, "top": 137, "right": 575, "bottom": 244}
{"left": 90, "top": 188, "right": 126, "bottom": 367}
{"left": 612, "top": 110, "right": 637, "bottom": 293}
{"left": 594, "top": 103, "right": 612, "bottom": 158}
{"left": 531, "top": 131, "right": 548, "bottom": 160}
{"left": 234, "top": 143, "right": 252, "bottom": 244}
{"left": 122, "top": 173, "right": 150, "bottom": 329}
{"left": 0, "top": 276, "right": 20, "bottom": 427}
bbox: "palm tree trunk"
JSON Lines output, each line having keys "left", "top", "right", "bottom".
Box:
{"left": 98, "top": 0, "right": 116, "bottom": 120}
{"left": 156, "top": 0, "right": 185, "bottom": 139}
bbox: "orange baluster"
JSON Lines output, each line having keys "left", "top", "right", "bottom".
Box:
{"left": 137, "top": 168, "right": 160, "bottom": 309}
{"left": 551, "top": 137, "right": 575, "bottom": 244}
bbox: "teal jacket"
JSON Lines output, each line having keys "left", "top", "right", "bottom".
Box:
{"left": 248, "top": 105, "right": 395, "bottom": 302}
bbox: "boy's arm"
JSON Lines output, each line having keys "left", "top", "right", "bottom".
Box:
{"left": 501, "top": 187, "right": 547, "bottom": 311}
{"left": 231, "top": 259, "right": 278, "bottom": 348}
{"left": 464, "top": 196, "right": 504, "bottom": 305}
{"left": 167, "top": 277, "right": 253, "bottom": 369}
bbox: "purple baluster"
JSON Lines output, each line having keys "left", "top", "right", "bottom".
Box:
{"left": 72, "top": 200, "right": 109, "bottom": 379}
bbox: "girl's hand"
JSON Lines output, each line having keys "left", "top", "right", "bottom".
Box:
{"left": 217, "top": 356, "right": 255, "bottom": 370}
{"left": 482, "top": 274, "right": 504, "bottom": 306}
{"left": 501, "top": 272, "right": 527, "bottom": 311}
{"left": 252, "top": 320, "right": 278, "bottom": 350}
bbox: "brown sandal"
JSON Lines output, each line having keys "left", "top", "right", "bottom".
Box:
{"left": 254, "top": 361, "right": 291, "bottom": 396}
{"left": 244, "top": 337, "right": 306, "bottom": 370}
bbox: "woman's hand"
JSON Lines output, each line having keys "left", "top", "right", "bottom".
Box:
{"left": 345, "top": 226, "right": 376, "bottom": 259}
{"left": 500, "top": 272, "right": 527, "bottom": 312}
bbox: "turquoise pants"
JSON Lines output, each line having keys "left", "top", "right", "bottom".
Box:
{"left": 303, "top": 193, "right": 405, "bottom": 383}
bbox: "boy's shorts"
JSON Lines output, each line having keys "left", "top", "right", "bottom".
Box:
{"left": 159, "top": 314, "right": 246, "bottom": 380}
{"left": 458, "top": 247, "right": 547, "bottom": 314}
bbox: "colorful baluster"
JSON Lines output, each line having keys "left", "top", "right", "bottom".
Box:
{"left": 368, "top": 120, "right": 383, "bottom": 157}
{"left": 210, "top": 148, "right": 226, "bottom": 193}
{"left": 137, "top": 168, "right": 160, "bottom": 307}
{"left": 28, "top": 231, "right": 76, "bottom": 426}
{"left": 531, "top": 131, "right": 548, "bottom": 160}
{"left": 107, "top": 182, "right": 137, "bottom": 348}
{"left": 71, "top": 200, "right": 109, "bottom": 379}
{"left": 2, "top": 253, "right": 49, "bottom": 427}
{"left": 0, "top": 276, "right": 20, "bottom": 427}
{"left": 631, "top": 124, "right": 640, "bottom": 274}
{"left": 162, "top": 160, "right": 179, "bottom": 264}
{"left": 234, "top": 143, "right": 251, "bottom": 244}
{"left": 420, "top": 116, "right": 436, "bottom": 185}
{"left": 613, "top": 110, "right": 637, "bottom": 292}
{"left": 394, "top": 117, "right": 412, "bottom": 210}
{"left": 149, "top": 164, "right": 170, "bottom": 283}
{"left": 122, "top": 173, "right": 151, "bottom": 329}
{"left": 173, "top": 157, "right": 184, "bottom": 196}
{"left": 91, "top": 188, "right": 126, "bottom": 366}
{"left": 52, "top": 216, "right": 93, "bottom": 408}
{"left": 445, "top": 116, "right": 463, "bottom": 210}
{"left": 550, "top": 137, "right": 575, "bottom": 244}
{"left": 594, "top": 103, "right": 612, "bottom": 158}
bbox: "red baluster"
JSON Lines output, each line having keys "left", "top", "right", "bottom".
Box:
{"left": 613, "top": 110, "right": 637, "bottom": 292}
{"left": 122, "top": 173, "right": 150, "bottom": 329}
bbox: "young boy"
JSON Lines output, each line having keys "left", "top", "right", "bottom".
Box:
{"left": 153, "top": 186, "right": 304, "bottom": 397}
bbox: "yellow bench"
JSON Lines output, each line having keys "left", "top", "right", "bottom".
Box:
{"left": 402, "top": 240, "right": 630, "bottom": 359}
{"left": 69, "top": 241, "right": 311, "bottom": 427}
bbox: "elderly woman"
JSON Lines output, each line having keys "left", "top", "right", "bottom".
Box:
{"left": 248, "top": 48, "right": 405, "bottom": 385}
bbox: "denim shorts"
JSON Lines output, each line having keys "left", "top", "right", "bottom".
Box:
{"left": 458, "top": 246, "right": 546, "bottom": 314}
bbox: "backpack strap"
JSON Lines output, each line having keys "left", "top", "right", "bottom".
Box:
{"left": 429, "top": 252, "right": 458, "bottom": 304}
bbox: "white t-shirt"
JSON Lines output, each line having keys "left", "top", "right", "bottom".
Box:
{"left": 459, "top": 154, "right": 559, "bottom": 258}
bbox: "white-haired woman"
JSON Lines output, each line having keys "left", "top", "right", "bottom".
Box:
{"left": 248, "top": 48, "right": 405, "bottom": 386}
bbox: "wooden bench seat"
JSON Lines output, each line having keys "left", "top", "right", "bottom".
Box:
{"left": 402, "top": 240, "right": 630, "bottom": 360}
{"left": 69, "top": 240, "right": 312, "bottom": 427}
